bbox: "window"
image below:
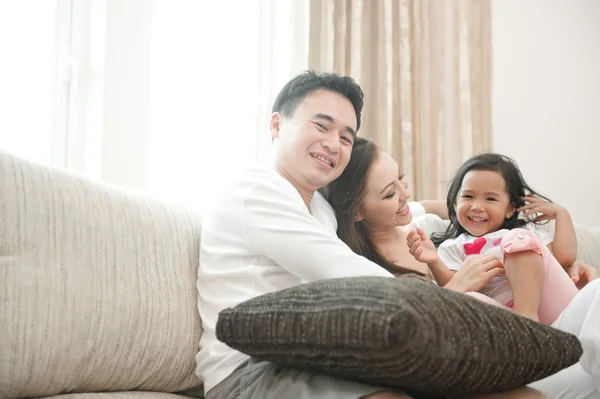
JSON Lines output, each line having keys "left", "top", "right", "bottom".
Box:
{"left": 146, "top": 1, "right": 261, "bottom": 210}
{"left": 0, "top": 0, "right": 72, "bottom": 167}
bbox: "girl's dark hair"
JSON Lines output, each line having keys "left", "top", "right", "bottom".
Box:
{"left": 320, "top": 137, "right": 425, "bottom": 278}
{"left": 431, "top": 153, "right": 551, "bottom": 246}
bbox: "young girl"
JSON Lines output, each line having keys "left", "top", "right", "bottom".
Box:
{"left": 407, "top": 153, "right": 579, "bottom": 324}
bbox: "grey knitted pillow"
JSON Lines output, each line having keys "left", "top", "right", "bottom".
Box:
{"left": 216, "top": 276, "right": 582, "bottom": 397}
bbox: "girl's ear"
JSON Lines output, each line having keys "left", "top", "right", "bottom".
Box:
{"left": 506, "top": 205, "right": 516, "bottom": 219}
{"left": 353, "top": 211, "right": 364, "bottom": 222}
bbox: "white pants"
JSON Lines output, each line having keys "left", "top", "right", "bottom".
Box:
{"left": 530, "top": 279, "right": 600, "bottom": 398}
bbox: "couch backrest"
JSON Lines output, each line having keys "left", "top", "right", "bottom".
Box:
{"left": 0, "top": 151, "right": 203, "bottom": 398}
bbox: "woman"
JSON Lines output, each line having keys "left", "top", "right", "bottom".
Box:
{"left": 322, "top": 137, "right": 600, "bottom": 398}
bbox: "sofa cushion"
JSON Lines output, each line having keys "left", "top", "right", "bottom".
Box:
{"left": 216, "top": 276, "right": 583, "bottom": 398}
{"left": 48, "top": 393, "right": 193, "bottom": 399}
{"left": 574, "top": 224, "right": 600, "bottom": 270}
{"left": 0, "top": 151, "right": 203, "bottom": 399}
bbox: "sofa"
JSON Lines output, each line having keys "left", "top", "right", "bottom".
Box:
{"left": 2, "top": 149, "right": 600, "bottom": 399}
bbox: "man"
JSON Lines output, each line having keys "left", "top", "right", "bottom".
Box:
{"left": 196, "top": 71, "right": 545, "bottom": 398}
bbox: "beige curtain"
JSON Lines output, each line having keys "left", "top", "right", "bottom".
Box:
{"left": 307, "top": 0, "right": 492, "bottom": 200}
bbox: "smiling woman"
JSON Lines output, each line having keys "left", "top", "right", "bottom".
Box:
{"left": 320, "top": 137, "right": 427, "bottom": 278}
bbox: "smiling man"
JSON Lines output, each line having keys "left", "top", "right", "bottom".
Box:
{"left": 195, "top": 71, "right": 410, "bottom": 399}
{"left": 195, "top": 71, "right": 545, "bottom": 399}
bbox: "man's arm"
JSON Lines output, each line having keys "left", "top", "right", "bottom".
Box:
{"left": 242, "top": 176, "right": 393, "bottom": 281}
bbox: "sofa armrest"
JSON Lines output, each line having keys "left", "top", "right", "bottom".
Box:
{"left": 575, "top": 224, "right": 600, "bottom": 272}
{"left": 0, "top": 150, "right": 204, "bottom": 398}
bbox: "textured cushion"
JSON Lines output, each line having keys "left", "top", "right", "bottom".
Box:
{"left": 0, "top": 151, "right": 203, "bottom": 399}
{"left": 216, "top": 276, "right": 583, "bottom": 397}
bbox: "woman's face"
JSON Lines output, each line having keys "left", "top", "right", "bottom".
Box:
{"left": 356, "top": 150, "right": 413, "bottom": 230}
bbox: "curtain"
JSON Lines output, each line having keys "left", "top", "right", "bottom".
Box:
{"left": 0, "top": 1, "right": 59, "bottom": 165}
{"left": 307, "top": 0, "right": 492, "bottom": 200}
{"left": 58, "top": 0, "right": 491, "bottom": 210}
{"left": 64, "top": 0, "right": 310, "bottom": 211}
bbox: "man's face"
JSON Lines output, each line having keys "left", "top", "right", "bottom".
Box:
{"left": 271, "top": 90, "right": 357, "bottom": 191}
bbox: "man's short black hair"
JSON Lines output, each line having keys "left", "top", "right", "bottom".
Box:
{"left": 271, "top": 70, "right": 364, "bottom": 132}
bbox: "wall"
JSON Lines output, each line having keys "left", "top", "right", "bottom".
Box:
{"left": 492, "top": 0, "right": 600, "bottom": 225}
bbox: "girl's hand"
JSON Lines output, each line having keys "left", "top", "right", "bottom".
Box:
{"left": 444, "top": 255, "right": 504, "bottom": 293}
{"left": 407, "top": 228, "right": 439, "bottom": 265}
{"left": 518, "top": 194, "right": 567, "bottom": 222}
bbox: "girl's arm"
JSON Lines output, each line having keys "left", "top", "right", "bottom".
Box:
{"left": 427, "top": 258, "right": 456, "bottom": 287}
{"left": 548, "top": 208, "right": 577, "bottom": 266}
{"left": 406, "top": 228, "right": 455, "bottom": 286}
{"left": 518, "top": 195, "right": 577, "bottom": 267}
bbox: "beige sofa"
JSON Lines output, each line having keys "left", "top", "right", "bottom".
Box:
{"left": 2, "top": 150, "right": 600, "bottom": 399}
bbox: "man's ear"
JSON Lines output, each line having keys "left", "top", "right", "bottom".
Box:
{"left": 270, "top": 112, "right": 282, "bottom": 139}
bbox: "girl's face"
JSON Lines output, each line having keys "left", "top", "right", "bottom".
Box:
{"left": 356, "top": 150, "right": 412, "bottom": 230}
{"left": 454, "top": 170, "right": 515, "bottom": 237}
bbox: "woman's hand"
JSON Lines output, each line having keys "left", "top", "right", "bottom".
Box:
{"left": 518, "top": 194, "right": 567, "bottom": 222}
{"left": 444, "top": 255, "right": 504, "bottom": 293}
{"left": 564, "top": 260, "right": 599, "bottom": 289}
{"left": 407, "top": 228, "right": 439, "bottom": 265}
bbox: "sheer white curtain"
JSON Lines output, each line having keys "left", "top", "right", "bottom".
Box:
{"left": 1, "top": 1, "right": 310, "bottom": 211}
{"left": 60, "top": 0, "right": 310, "bottom": 211}
{"left": 147, "top": 1, "right": 261, "bottom": 210}
{"left": 147, "top": 0, "right": 309, "bottom": 210}
{"left": 0, "top": 1, "right": 61, "bottom": 165}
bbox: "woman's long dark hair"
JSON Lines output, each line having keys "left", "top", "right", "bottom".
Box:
{"left": 320, "top": 137, "right": 425, "bottom": 278}
{"left": 431, "top": 153, "right": 552, "bottom": 246}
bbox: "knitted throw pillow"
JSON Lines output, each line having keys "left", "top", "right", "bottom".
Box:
{"left": 216, "top": 276, "right": 582, "bottom": 397}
